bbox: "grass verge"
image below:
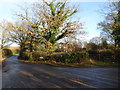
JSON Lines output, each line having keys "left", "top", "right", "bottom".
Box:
{"left": 19, "top": 59, "right": 119, "bottom": 67}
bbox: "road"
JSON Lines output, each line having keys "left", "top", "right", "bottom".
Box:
{"left": 2, "top": 55, "right": 119, "bottom": 88}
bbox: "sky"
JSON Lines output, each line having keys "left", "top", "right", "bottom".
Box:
{"left": 0, "top": 0, "right": 110, "bottom": 46}
{"left": 77, "top": 2, "right": 109, "bottom": 41}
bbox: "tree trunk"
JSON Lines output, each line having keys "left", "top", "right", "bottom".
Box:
{"left": 19, "top": 44, "right": 26, "bottom": 58}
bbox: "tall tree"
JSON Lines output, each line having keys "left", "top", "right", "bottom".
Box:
{"left": 33, "top": 0, "right": 83, "bottom": 46}
{"left": 98, "top": 1, "right": 120, "bottom": 47}
{"left": 11, "top": 0, "right": 83, "bottom": 53}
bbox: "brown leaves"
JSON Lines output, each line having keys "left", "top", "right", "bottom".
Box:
{"left": 28, "top": 31, "right": 33, "bottom": 34}
{"left": 46, "top": 41, "right": 52, "bottom": 49}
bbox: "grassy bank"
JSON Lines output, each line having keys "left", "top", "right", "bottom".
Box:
{"left": 19, "top": 59, "right": 119, "bottom": 67}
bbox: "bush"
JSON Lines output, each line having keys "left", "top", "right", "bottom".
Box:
{"left": 31, "top": 51, "right": 48, "bottom": 61}
{"left": 86, "top": 43, "right": 98, "bottom": 50}
{"left": 18, "top": 51, "right": 30, "bottom": 60}
{"left": 99, "top": 49, "right": 113, "bottom": 61}
{"left": 114, "top": 48, "right": 120, "bottom": 63}
{"left": 50, "top": 51, "right": 89, "bottom": 63}
{"left": 88, "top": 49, "right": 120, "bottom": 63}
{"left": 21, "top": 51, "right": 89, "bottom": 63}
{"left": 88, "top": 49, "right": 113, "bottom": 61}
{"left": 2, "top": 49, "right": 13, "bottom": 57}
{"left": 88, "top": 50, "right": 98, "bottom": 61}
{"left": 18, "top": 51, "right": 49, "bottom": 60}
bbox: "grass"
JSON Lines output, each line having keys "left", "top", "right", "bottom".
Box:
{"left": 92, "top": 60, "right": 119, "bottom": 67}
{"left": 19, "top": 58, "right": 119, "bottom": 67}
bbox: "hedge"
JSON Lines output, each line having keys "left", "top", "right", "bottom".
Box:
{"left": 88, "top": 49, "right": 120, "bottom": 63}
{"left": 19, "top": 51, "right": 89, "bottom": 63}
{"left": 19, "top": 48, "right": 120, "bottom": 63}
{"left": 48, "top": 51, "right": 89, "bottom": 63}
{"left": 2, "top": 49, "right": 13, "bottom": 58}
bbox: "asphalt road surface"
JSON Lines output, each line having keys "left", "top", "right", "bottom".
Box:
{"left": 2, "top": 55, "right": 119, "bottom": 88}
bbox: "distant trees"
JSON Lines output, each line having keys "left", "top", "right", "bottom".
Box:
{"left": 86, "top": 37, "right": 109, "bottom": 50}
{"left": 98, "top": 1, "right": 120, "bottom": 47}
{"left": 89, "top": 37, "right": 101, "bottom": 45}
{"left": 86, "top": 43, "right": 98, "bottom": 50}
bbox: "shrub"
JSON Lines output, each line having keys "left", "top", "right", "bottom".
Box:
{"left": 51, "top": 51, "right": 89, "bottom": 63}
{"left": 31, "top": 51, "right": 49, "bottom": 61}
{"left": 18, "top": 51, "right": 49, "bottom": 61}
{"left": 113, "top": 48, "right": 120, "bottom": 63}
{"left": 88, "top": 50, "right": 98, "bottom": 60}
{"left": 88, "top": 49, "right": 120, "bottom": 63}
{"left": 98, "top": 49, "right": 113, "bottom": 61}
{"left": 18, "top": 51, "right": 30, "bottom": 60}
{"left": 28, "top": 51, "right": 89, "bottom": 63}
{"left": 86, "top": 43, "right": 98, "bottom": 50}
{"left": 2, "top": 49, "right": 13, "bottom": 57}
{"left": 88, "top": 49, "right": 113, "bottom": 61}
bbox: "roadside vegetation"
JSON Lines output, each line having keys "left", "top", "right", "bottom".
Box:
{"left": 1, "top": 46, "right": 20, "bottom": 67}
{"left": 0, "top": 0, "right": 120, "bottom": 67}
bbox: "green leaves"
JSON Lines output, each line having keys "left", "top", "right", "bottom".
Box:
{"left": 41, "top": 0, "right": 78, "bottom": 45}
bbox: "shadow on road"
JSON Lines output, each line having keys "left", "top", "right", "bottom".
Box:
{"left": 2, "top": 55, "right": 119, "bottom": 88}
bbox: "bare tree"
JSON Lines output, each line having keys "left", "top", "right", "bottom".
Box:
{"left": 0, "top": 20, "right": 12, "bottom": 48}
